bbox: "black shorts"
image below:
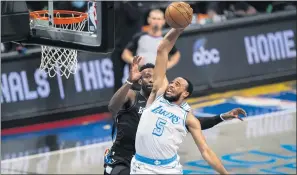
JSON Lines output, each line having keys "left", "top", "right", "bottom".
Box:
{"left": 104, "top": 149, "right": 132, "bottom": 175}
{"left": 104, "top": 163, "right": 130, "bottom": 175}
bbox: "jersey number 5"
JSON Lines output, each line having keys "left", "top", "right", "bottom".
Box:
{"left": 152, "top": 118, "right": 167, "bottom": 136}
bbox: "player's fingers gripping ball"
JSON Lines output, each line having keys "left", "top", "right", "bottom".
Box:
{"left": 165, "top": 2, "right": 193, "bottom": 29}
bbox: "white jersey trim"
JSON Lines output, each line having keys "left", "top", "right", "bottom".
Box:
{"left": 183, "top": 110, "right": 189, "bottom": 133}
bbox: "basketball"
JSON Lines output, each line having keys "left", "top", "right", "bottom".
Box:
{"left": 165, "top": 2, "right": 193, "bottom": 29}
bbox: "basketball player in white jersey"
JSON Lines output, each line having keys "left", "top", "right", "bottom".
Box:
{"left": 131, "top": 27, "right": 247, "bottom": 174}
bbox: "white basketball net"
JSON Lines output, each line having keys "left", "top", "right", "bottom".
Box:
{"left": 40, "top": 46, "right": 78, "bottom": 78}
{"left": 31, "top": 12, "right": 87, "bottom": 79}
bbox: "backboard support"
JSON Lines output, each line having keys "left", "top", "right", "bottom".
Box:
{"left": 23, "top": 1, "right": 115, "bottom": 53}
{"left": 1, "top": 1, "right": 30, "bottom": 43}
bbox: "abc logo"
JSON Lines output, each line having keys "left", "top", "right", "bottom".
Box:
{"left": 193, "top": 47, "right": 220, "bottom": 66}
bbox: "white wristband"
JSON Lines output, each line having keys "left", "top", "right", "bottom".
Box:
{"left": 126, "top": 79, "right": 133, "bottom": 85}
{"left": 220, "top": 114, "right": 225, "bottom": 121}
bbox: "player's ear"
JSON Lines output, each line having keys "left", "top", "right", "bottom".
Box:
{"left": 182, "top": 91, "right": 189, "bottom": 99}
{"left": 138, "top": 79, "right": 142, "bottom": 85}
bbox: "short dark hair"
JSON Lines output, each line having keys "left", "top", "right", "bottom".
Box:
{"left": 181, "top": 77, "right": 193, "bottom": 98}
{"left": 139, "top": 63, "right": 155, "bottom": 72}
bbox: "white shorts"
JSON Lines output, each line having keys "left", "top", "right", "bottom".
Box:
{"left": 130, "top": 155, "right": 183, "bottom": 174}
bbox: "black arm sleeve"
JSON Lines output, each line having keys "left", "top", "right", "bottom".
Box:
{"left": 198, "top": 115, "right": 224, "bottom": 130}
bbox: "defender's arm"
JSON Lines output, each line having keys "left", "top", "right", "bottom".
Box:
{"left": 108, "top": 56, "right": 142, "bottom": 116}
{"left": 108, "top": 85, "right": 135, "bottom": 117}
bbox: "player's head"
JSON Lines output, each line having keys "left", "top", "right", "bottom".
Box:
{"left": 139, "top": 63, "right": 155, "bottom": 93}
{"left": 164, "top": 77, "right": 193, "bottom": 102}
{"left": 147, "top": 9, "right": 165, "bottom": 31}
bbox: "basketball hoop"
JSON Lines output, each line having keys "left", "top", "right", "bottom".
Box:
{"left": 30, "top": 10, "right": 88, "bottom": 78}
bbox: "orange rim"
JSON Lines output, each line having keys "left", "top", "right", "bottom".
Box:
{"left": 30, "top": 10, "right": 88, "bottom": 25}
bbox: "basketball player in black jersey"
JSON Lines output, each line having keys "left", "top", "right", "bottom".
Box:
{"left": 103, "top": 56, "right": 243, "bottom": 175}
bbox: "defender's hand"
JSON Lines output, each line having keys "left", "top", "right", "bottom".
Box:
{"left": 221, "top": 108, "right": 247, "bottom": 121}
{"left": 128, "top": 56, "right": 143, "bottom": 82}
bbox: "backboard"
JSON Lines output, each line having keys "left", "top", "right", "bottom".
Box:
{"left": 1, "top": 1, "right": 115, "bottom": 53}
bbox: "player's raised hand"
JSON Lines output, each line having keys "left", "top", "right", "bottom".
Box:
{"left": 221, "top": 108, "right": 247, "bottom": 121}
{"left": 129, "top": 56, "right": 143, "bottom": 82}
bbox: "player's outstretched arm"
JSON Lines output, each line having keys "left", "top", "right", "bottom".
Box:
{"left": 147, "top": 28, "right": 184, "bottom": 106}
{"left": 197, "top": 115, "right": 224, "bottom": 130}
{"left": 108, "top": 56, "right": 142, "bottom": 116}
{"left": 196, "top": 108, "right": 247, "bottom": 130}
{"left": 186, "top": 113, "right": 229, "bottom": 174}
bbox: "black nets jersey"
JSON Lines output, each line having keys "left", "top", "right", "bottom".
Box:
{"left": 111, "top": 91, "right": 147, "bottom": 162}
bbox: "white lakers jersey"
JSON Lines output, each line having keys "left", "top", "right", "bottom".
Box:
{"left": 135, "top": 95, "right": 190, "bottom": 160}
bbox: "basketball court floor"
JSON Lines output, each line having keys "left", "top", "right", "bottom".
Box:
{"left": 1, "top": 81, "right": 296, "bottom": 174}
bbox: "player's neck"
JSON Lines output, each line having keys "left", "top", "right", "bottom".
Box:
{"left": 172, "top": 99, "right": 184, "bottom": 106}
{"left": 140, "top": 89, "right": 150, "bottom": 99}
{"left": 148, "top": 28, "right": 162, "bottom": 37}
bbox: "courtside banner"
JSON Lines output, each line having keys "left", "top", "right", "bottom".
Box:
{"left": 167, "top": 15, "right": 296, "bottom": 89}
{"left": 1, "top": 53, "right": 114, "bottom": 121}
